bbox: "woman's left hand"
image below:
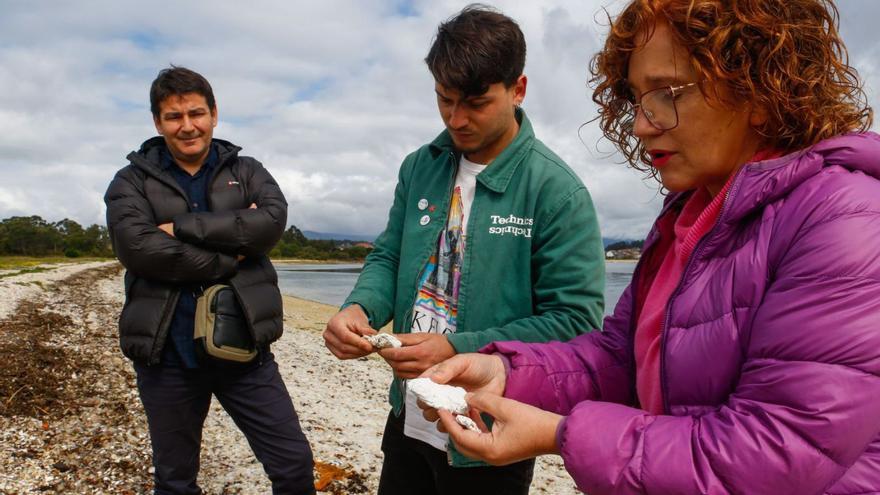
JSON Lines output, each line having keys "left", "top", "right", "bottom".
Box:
{"left": 437, "top": 391, "right": 563, "bottom": 465}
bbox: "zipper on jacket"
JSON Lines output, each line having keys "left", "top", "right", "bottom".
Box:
{"left": 657, "top": 166, "right": 745, "bottom": 414}
{"left": 454, "top": 151, "right": 484, "bottom": 333}
{"left": 403, "top": 150, "right": 459, "bottom": 332}
{"left": 626, "top": 255, "right": 647, "bottom": 407}
{"left": 149, "top": 289, "right": 181, "bottom": 365}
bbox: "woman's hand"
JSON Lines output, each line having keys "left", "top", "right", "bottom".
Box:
{"left": 437, "top": 391, "right": 562, "bottom": 465}
{"left": 417, "top": 353, "right": 508, "bottom": 422}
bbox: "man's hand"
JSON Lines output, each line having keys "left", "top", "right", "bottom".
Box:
{"left": 417, "top": 353, "right": 507, "bottom": 422}
{"left": 158, "top": 223, "right": 174, "bottom": 236}
{"left": 378, "top": 333, "right": 456, "bottom": 379}
{"left": 436, "top": 392, "right": 562, "bottom": 466}
{"left": 323, "top": 304, "right": 377, "bottom": 359}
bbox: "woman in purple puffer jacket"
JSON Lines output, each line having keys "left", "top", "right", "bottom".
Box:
{"left": 419, "top": 1, "right": 880, "bottom": 493}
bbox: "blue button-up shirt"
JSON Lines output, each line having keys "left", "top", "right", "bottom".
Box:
{"left": 160, "top": 144, "right": 218, "bottom": 368}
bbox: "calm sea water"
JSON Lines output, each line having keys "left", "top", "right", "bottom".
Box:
{"left": 276, "top": 261, "right": 636, "bottom": 316}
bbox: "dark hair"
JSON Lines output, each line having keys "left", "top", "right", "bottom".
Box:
{"left": 590, "top": 0, "right": 872, "bottom": 172}
{"left": 425, "top": 4, "right": 526, "bottom": 97}
{"left": 149, "top": 65, "right": 216, "bottom": 118}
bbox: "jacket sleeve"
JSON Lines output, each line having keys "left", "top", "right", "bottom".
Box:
{"left": 104, "top": 169, "right": 238, "bottom": 283}
{"left": 481, "top": 278, "right": 637, "bottom": 413}
{"left": 447, "top": 187, "right": 605, "bottom": 353}
{"left": 551, "top": 209, "right": 880, "bottom": 494}
{"left": 171, "top": 159, "right": 287, "bottom": 257}
{"left": 342, "top": 155, "right": 413, "bottom": 326}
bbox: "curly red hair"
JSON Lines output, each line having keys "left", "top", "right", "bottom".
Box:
{"left": 590, "top": 0, "right": 873, "bottom": 172}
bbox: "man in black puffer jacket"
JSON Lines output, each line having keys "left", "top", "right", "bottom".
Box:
{"left": 104, "top": 66, "right": 315, "bottom": 494}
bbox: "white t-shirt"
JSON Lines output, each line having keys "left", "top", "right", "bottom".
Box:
{"left": 455, "top": 156, "right": 485, "bottom": 236}
{"left": 403, "top": 155, "right": 486, "bottom": 451}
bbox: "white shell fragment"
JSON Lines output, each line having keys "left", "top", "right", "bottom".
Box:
{"left": 455, "top": 414, "right": 480, "bottom": 432}
{"left": 407, "top": 378, "right": 469, "bottom": 415}
{"left": 364, "top": 333, "right": 402, "bottom": 349}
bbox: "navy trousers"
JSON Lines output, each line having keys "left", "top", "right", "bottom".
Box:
{"left": 377, "top": 408, "right": 535, "bottom": 495}
{"left": 134, "top": 353, "right": 315, "bottom": 495}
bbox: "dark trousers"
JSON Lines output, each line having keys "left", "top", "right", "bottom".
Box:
{"left": 377, "top": 408, "right": 535, "bottom": 495}
{"left": 134, "top": 353, "right": 315, "bottom": 495}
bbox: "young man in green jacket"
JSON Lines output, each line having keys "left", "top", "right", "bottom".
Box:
{"left": 323, "top": 6, "right": 605, "bottom": 494}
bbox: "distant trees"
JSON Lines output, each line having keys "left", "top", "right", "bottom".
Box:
{"left": 0, "top": 217, "right": 371, "bottom": 261}
{"left": 0, "top": 216, "right": 112, "bottom": 257}
{"left": 269, "top": 225, "right": 372, "bottom": 261}
{"left": 605, "top": 239, "right": 644, "bottom": 251}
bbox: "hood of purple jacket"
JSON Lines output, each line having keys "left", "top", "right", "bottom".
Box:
{"left": 661, "top": 131, "right": 880, "bottom": 222}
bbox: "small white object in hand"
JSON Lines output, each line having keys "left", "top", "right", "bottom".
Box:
{"left": 364, "top": 333, "right": 402, "bottom": 349}
{"left": 455, "top": 414, "right": 480, "bottom": 432}
{"left": 407, "top": 377, "right": 469, "bottom": 415}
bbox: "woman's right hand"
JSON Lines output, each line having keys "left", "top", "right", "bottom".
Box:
{"left": 418, "top": 353, "right": 507, "bottom": 422}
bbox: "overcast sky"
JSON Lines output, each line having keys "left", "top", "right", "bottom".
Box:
{"left": 1, "top": 0, "right": 877, "bottom": 239}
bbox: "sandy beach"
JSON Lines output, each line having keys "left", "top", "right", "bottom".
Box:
{"left": 0, "top": 262, "right": 580, "bottom": 494}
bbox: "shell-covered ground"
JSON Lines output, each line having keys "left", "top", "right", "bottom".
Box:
{"left": 0, "top": 262, "right": 580, "bottom": 494}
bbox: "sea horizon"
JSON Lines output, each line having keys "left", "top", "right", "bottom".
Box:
{"left": 276, "top": 261, "right": 636, "bottom": 316}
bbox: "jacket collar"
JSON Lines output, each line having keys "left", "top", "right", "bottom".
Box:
{"left": 724, "top": 131, "right": 880, "bottom": 223}
{"left": 658, "top": 132, "right": 880, "bottom": 224}
{"left": 427, "top": 107, "right": 535, "bottom": 193}
{"left": 127, "top": 136, "right": 242, "bottom": 176}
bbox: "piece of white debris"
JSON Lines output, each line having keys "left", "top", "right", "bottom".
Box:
{"left": 455, "top": 414, "right": 480, "bottom": 432}
{"left": 364, "top": 333, "right": 402, "bottom": 349}
{"left": 407, "top": 377, "right": 469, "bottom": 415}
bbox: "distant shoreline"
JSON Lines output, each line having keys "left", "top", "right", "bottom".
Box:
{"left": 273, "top": 258, "right": 640, "bottom": 265}
{"left": 272, "top": 258, "right": 364, "bottom": 265}
{"left": 283, "top": 293, "right": 338, "bottom": 315}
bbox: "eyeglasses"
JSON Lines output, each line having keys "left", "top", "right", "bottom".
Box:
{"left": 625, "top": 82, "right": 698, "bottom": 131}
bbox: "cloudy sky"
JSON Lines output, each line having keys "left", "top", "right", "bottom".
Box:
{"left": 1, "top": 0, "right": 877, "bottom": 239}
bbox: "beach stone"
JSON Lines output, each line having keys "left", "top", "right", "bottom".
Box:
{"left": 364, "top": 333, "right": 402, "bottom": 349}
{"left": 407, "top": 378, "right": 469, "bottom": 415}
{"left": 455, "top": 414, "right": 480, "bottom": 432}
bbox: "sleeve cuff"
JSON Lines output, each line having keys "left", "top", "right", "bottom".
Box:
{"left": 447, "top": 332, "right": 481, "bottom": 354}
{"left": 555, "top": 415, "right": 569, "bottom": 454}
{"left": 494, "top": 352, "right": 512, "bottom": 375}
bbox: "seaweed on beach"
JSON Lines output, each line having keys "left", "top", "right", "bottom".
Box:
{"left": 0, "top": 264, "right": 153, "bottom": 493}
{"left": 0, "top": 300, "right": 74, "bottom": 418}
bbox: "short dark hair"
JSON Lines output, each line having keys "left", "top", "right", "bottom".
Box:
{"left": 425, "top": 4, "right": 526, "bottom": 97}
{"left": 149, "top": 66, "right": 216, "bottom": 118}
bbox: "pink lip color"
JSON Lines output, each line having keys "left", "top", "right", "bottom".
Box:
{"left": 649, "top": 150, "right": 675, "bottom": 168}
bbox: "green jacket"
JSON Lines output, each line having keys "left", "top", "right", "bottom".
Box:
{"left": 345, "top": 110, "right": 605, "bottom": 465}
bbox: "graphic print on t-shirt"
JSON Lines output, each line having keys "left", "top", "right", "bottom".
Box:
{"left": 410, "top": 186, "right": 465, "bottom": 336}
{"left": 404, "top": 157, "right": 483, "bottom": 451}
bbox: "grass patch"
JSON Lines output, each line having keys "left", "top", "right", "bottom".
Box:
{"left": 0, "top": 256, "right": 112, "bottom": 270}
{"left": 0, "top": 267, "right": 51, "bottom": 279}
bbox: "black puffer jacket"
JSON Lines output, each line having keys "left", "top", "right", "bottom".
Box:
{"left": 104, "top": 137, "right": 288, "bottom": 364}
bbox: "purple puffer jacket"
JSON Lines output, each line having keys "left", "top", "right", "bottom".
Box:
{"left": 484, "top": 132, "right": 880, "bottom": 494}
